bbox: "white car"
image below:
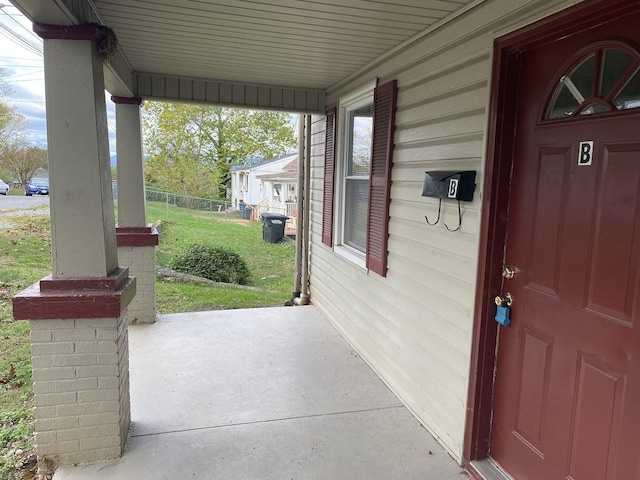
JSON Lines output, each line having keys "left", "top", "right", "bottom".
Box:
{"left": 0, "top": 179, "right": 9, "bottom": 195}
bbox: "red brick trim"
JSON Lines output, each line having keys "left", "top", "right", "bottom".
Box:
{"left": 12, "top": 268, "right": 136, "bottom": 320}
{"left": 33, "top": 23, "right": 103, "bottom": 42}
{"left": 38, "top": 267, "right": 130, "bottom": 292}
{"left": 111, "top": 96, "right": 143, "bottom": 105}
{"left": 116, "top": 226, "right": 159, "bottom": 247}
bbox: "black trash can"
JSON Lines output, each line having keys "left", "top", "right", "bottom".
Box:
{"left": 261, "top": 213, "right": 289, "bottom": 243}
{"left": 242, "top": 206, "right": 253, "bottom": 220}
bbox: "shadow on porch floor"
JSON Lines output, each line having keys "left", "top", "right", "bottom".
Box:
{"left": 54, "top": 306, "right": 467, "bottom": 479}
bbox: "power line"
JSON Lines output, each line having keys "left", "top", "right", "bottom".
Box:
{"left": 6, "top": 69, "right": 43, "bottom": 79}
{"left": 6, "top": 78, "right": 43, "bottom": 82}
{"left": 0, "top": 56, "right": 42, "bottom": 62}
{"left": 0, "top": 64, "right": 42, "bottom": 67}
{"left": 0, "top": 8, "right": 41, "bottom": 44}
{"left": 7, "top": 99, "right": 45, "bottom": 104}
{"left": 0, "top": 19, "right": 42, "bottom": 56}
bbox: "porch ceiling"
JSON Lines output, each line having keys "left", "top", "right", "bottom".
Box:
{"left": 94, "top": 0, "right": 475, "bottom": 90}
{"left": 12, "top": 0, "right": 479, "bottom": 111}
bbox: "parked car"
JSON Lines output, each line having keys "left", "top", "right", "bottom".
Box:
{"left": 0, "top": 179, "right": 8, "bottom": 195}
{"left": 25, "top": 179, "right": 50, "bottom": 196}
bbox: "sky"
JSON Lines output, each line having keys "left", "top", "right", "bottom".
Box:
{"left": 0, "top": 3, "right": 117, "bottom": 159}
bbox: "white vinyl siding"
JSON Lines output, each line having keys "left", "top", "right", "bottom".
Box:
{"left": 308, "top": 0, "right": 582, "bottom": 462}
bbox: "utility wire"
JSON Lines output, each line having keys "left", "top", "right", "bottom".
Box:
{"left": 0, "top": 6, "right": 117, "bottom": 139}
{"left": 6, "top": 69, "right": 43, "bottom": 79}
{"left": 0, "top": 20, "right": 42, "bottom": 56}
{"left": 0, "top": 7, "right": 41, "bottom": 44}
{"left": 0, "top": 64, "right": 42, "bottom": 68}
{"left": 7, "top": 99, "right": 45, "bottom": 104}
{"left": 0, "top": 57, "right": 42, "bottom": 62}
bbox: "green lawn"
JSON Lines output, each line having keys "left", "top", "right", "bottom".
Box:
{"left": 0, "top": 215, "right": 51, "bottom": 479}
{"left": 146, "top": 200, "right": 295, "bottom": 312}
{"left": 0, "top": 200, "right": 295, "bottom": 478}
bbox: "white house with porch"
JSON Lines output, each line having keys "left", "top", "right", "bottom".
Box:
{"left": 9, "top": 1, "right": 640, "bottom": 479}
{"left": 230, "top": 153, "right": 298, "bottom": 217}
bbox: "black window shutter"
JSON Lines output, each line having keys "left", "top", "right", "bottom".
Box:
{"left": 366, "top": 80, "right": 397, "bottom": 277}
{"left": 322, "top": 107, "right": 337, "bottom": 247}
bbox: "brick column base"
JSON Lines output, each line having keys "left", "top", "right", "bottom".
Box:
{"left": 13, "top": 268, "right": 135, "bottom": 472}
{"left": 116, "top": 226, "right": 159, "bottom": 324}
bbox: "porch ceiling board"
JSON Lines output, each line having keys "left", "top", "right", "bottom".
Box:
{"left": 12, "top": 0, "right": 478, "bottom": 110}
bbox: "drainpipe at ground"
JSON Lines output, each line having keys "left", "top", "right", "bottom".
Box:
{"left": 294, "top": 115, "right": 312, "bottom": 305}
{"left": 291, "top": 115, "right": 305, "bottom": 301}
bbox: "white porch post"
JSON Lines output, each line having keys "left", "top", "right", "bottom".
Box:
{"left": 113, "top": 96, "right": 158, "bottom": 324}
{"left": 12, "top": 24, "right": 135, "bottom": 474}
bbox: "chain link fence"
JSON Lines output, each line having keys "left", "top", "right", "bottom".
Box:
{"left": 146, "top": 189, "right": 230, "bottom": 213}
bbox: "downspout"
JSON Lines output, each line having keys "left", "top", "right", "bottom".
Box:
{"left": 294, "top": 114, "right": 312, "bottom": 306}
{"left": 290, "top": 115, "right": 305, "bottom": 301}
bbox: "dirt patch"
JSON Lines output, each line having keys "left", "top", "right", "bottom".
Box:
{"left": 2, "top": 449, "right": 37, "bottom": 480}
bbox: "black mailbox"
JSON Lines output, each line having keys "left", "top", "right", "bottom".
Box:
{"left": 422, "top": 170, "right": 476, "bottom": 202}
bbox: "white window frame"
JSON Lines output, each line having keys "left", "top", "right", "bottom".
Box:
{"left": 334, "top": 81, "right": 376, "bottom": 269}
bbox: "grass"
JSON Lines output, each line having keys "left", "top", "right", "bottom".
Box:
{"left": 146, "top": 201, "right": 295, "bottom": 313}
{"left": 0, "top": 214, "right": 51, "bottom": 479}
{"left": 0, "top": 201, "right": 295, "bottom": 478}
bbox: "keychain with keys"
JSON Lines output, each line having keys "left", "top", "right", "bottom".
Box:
{"left": 494, "top": 293, "right": 513, "bottom": 327}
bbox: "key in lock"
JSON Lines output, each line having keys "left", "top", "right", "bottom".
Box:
{"left": 494, "top": 293, "right": 513, "bottom": 327}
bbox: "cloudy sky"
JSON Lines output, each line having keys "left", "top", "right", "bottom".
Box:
{"left": 0, "top": 3, "right": 117, "bottom": 157}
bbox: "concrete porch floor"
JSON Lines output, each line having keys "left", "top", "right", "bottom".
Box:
{"left": 54, "top": 305, "right": 467, "bottom": 479}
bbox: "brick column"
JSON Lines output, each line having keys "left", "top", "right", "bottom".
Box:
{"left": 12, "top": 23, "right": 135, "bottom": 474}
{"left": 113, "top": 96, "right": 158, "bottom": 324}
{"left": 116, "top": 227, "right": 158, "bottom": 324}
{"left": 14, "top": 271, "right": 135, "bottom": 466}
{"left": 29, "top": 316, "right": 129, "bottom": 461}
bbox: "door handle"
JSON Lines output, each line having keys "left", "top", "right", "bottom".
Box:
{"left": 502, "top": 265, "right": 516, "bottom": 279}
{"left": 495, "top": 292, "right": 514, "bottom": 307}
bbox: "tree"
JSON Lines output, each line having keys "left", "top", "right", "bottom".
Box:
{"left": 0, "top": 69, "right": 49, "bottom": 186}
{"left": 142, "top": 103, "right": 296, "bottom": 198}
{"left": 1, "top": 145, "right": 48, "bottom": 185}
{"left": 0, "top": 67, "right": 27, "bottom": 157}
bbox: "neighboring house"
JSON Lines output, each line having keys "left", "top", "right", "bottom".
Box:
{"left": 230, "top": 153, "right": 298, "bottom": 215}
{"left": 12, "top": 1, "right": 640, "bottom": 479}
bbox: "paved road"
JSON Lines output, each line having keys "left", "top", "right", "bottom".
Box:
{"left": 0, "top": 194, "right": 50, "bottom": 214}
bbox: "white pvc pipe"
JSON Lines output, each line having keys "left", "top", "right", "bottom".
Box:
{"left": 299, "top": 115, "right": 312, "bottom": 302}
{"left": 292, "top": 115, "right": 305, "bottom": 297}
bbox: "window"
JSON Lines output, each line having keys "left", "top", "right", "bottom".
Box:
{"left": 546, "top": 43, "right": 640, "bottom": 120}
{"left": 342, "top": 96, "right": 374, "bottom": 254}
{"left": 322, "top": 80, "right": 397, "bottom": 277}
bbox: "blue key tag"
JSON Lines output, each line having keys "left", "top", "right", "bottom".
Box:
{"left": 495, "top": 305, "right": 511, "bottom": 326}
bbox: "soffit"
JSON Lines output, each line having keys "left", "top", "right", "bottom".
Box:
{"left": 11, "top": 0, "right": 479, "bottom": 110}
{"left": 91, "top": 0, "right": 476, "bottom": 90}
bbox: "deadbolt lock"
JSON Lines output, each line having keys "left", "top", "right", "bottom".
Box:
{"left": 494, "top": 292, "right": 514, "bottom": 307}
{"left": 502, "top": 265, "right": 516, "bottom": 280}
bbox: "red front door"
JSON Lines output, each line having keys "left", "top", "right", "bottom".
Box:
{"left": 490, "top": 11, "right": 640, "bottom": 480}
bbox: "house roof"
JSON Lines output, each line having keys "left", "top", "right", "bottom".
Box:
{"left": 256, "top": 171, "right": 298, "bottom": 182}
{"left": 256, "top": 157, "right": 299, "bottom": 181}
{"left": 232, "top": 153, "right": 297, "bottom": 173}
{"left": 13, "top": 0, "right": 480, "bottom": 112}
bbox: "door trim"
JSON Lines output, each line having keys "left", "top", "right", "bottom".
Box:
{"left": 464, "top": 0, "right": 640, "bottom": 467}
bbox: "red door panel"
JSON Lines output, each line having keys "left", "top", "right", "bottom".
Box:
{"left": 566, "top": 354, "right": 626, "bottom": 480}
{"left": 490, "top": 11, "right": 640, "bottom": 480}
{"left": 512, "top": 327, "right": 552, "bottom": 454}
